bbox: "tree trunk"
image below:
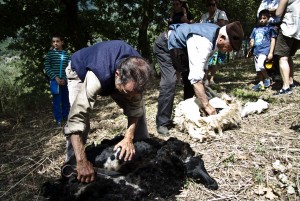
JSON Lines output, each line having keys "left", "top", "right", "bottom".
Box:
{"left": 61, "top": 0, "right": 89, "bottom": 50}
{"left": 137, "top": 0, "right": 153, "bottom": 61}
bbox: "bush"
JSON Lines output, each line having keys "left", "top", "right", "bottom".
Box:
{"left": 0, "top": 57, "right": 51, "bottom": 119}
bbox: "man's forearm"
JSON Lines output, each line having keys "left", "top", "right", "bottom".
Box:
{"left": 276, "top": 0, "right": 288, "bottom": 17}
{"left": 193, "top": 81, "right": 217, "bottom": 115}
{"left": 193, "top": 81, "right": 209, "bottom": 108}
{"left": 70, "top": 134, "right": 88, "bottom": 163}
{"left": 125, "top": 117, "right": 138, "bottom": 141}
{"left": 70, "top": 133, "right": 95, "bottom": 183}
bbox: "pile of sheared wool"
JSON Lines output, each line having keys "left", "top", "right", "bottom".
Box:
{"left": 241, "top": 99, "right": 269, "bottom": 117}
{"left": 173, "top": 94, "right": 242, "bottom": 142}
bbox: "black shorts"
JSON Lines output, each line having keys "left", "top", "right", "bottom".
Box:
{"left": 274, "top": 29, "right": 300, "bottom": 57}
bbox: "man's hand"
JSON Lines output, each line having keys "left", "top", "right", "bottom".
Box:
{"left": 70, "top": 134, "right": 95, "bottom": 183}
{"left": 114, "top": 137, "right": 135, "bottom": 161}
{"left": 114, "top": 116, "right": 138, "bottom": 161}
{"left": 203, "top": 104, "right": 217, "bottom": 115}
{"left": 76, "top": 159, "right": 95, "bottom": 183}
{"left": 193, "top": 81, "right": 217, "bottom": 116}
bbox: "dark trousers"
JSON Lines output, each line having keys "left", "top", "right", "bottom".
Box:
{"left": 154, "top": 33, "right": 176, "bottom": 127}
{"left": 181, "top": 71, "right": 194, "bottom": 100}
{"left": 169, "top": 48, "right": 194, "bottom": 100}
{"left": 154, "top": 33, "right": 194, "bottom": 127}
{"left": 52, "top": 84, "right": 70, "bottom": 123}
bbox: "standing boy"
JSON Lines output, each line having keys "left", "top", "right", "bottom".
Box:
{"left": 249, "top": 9, "right": 277, "bottom": 91}
{"left": 45, "top": 34, "right": 71, "bottom": 126}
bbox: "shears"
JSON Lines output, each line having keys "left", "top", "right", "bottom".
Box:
{"left": 61, "top": 164, "right": 121, "bottom": 178}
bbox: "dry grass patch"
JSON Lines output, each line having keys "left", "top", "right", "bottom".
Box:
{"left": 0, "top": 54, "right": 300, "bottom": 200}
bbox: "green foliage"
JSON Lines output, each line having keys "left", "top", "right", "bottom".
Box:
{"left": 0, "top": 57, "right": 51, "bottom": 118}
{"left": 221, "top": 0, "right": 260, "bottom": 36}
{"left": 255, "top": 141, "right": 266, "bottom": 153}
{"left": 253, "top": 168, "right": 265, "bottom": 184}
{"left": 224, "top": 153, "right": 236, "bottom": 163}
{"left": 0, "top": 38, "right": 19, "bottom": 56}
{"left": 233, "top": 88, "right": 263, "bottom": 102}
{"left": 0, "top": 60, "right": 20, "bottom": 115}
{"left": 0, "top": 0, "right": 261, "bottom": 116}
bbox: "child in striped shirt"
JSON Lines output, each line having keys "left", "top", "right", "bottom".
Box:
{"left": 44, "top": 33, "right": 70, "bottom": 126}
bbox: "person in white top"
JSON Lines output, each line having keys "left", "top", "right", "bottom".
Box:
{"left": 257, "top": 0, "right": 281, "bottom": 25}
{"left": 273, "top": 0, "right": 300, "bottom": 95}
{"left": 168, "top": 22, "right": 244, "bottom": 115}
{"left": 200, "top": 0, "right": 228, "bottom": 26}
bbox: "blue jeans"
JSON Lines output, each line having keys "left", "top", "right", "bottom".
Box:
{"left": 52, "top": 84, "right": 70, "bottom": 123}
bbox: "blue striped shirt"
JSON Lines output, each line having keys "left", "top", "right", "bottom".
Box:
{"left": 44, "top": 49, "right": 70, "bottom": 80}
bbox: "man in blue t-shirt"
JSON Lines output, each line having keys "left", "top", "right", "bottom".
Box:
{"left": 63, "top": 40, "right": 152, "bottom": 183}
{"left": 249, "top": 9, "right": 277, "bottom": 91}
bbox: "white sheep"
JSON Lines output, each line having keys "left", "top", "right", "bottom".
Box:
{"left": 173, "top": 94, "right": 242, "bottom": 142}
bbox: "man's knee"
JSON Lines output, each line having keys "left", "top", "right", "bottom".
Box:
{"left": 279, "top": 56, "right": 289, "bottom": 62}
{"left": 160, "top": 79, "right": 176, "bottom": 88}
{"left": 279, "top": 56, "right": 289, "bottom": 68}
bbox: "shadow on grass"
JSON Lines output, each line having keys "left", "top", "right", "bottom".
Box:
{"left": 290, "top": 123, "right": 300, "bottom": 132}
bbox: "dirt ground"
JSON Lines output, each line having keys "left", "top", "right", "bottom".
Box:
{"left": 0, "top": 53, "right": 299, "bottom": 201}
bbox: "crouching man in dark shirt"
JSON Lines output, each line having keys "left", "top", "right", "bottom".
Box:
{"left": 63, "top": 40, "right": 152, "bottom": 183}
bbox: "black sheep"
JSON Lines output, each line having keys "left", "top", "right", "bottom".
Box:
{"left": 42, "top": 136, "right": 218, "bottom": 200}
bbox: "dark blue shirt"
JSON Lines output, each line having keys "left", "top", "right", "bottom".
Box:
{"left": 71, "top": 40, "right": 141, "bottom": 95}
{"left": 168, "top": 23, "right": 220, "bottom": 50}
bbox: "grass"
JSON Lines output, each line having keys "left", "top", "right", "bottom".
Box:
{"left": 253, "top": 168, "right": 265, "bottom": 184}
{"left": 0, "top": 52, "right": 300, "bottom": 200}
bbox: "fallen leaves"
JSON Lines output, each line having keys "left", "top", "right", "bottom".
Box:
{"left": 254, "top": 185, "right": 278, "bottom": 200}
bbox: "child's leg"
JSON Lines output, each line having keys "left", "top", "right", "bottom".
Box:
{"left": 258, "top": 54, "right": 271, "bottom": 87}
{"left": 204, "top": 69, "right": 208, "bottom": 79}
{"left": 259, "top": 55, "right": 270, "bottom": 81}
{"left": 52, "top": 93, "right": 62, "bottom": 123}
{"left": 257, "top": 71, "right": 264, "bottom": 85}
{"left": 176, "top": 71, "right": 183, "bottom": 85}
{"left": 61, "top": 84, "right": 70, "bottom": 120}
{"left": 209, "top": 65, "right": 218, "bottom": 84}
{"left": 261, "top": 70, "right": 269, "bottom": 80}
{"left": 210, "top": 51, "right": 226, "bottom": 84}
{"left": 254, "top": 54, "right": 267, "bottom": 81}
{"left": 208, "top": 52, "right": 218, "bottom": 84}
{"left": 204, "top": 69, "right": 209, "bottom": 85}
{"left": 253, "top": 54, "right": 267, "bottom": 91}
